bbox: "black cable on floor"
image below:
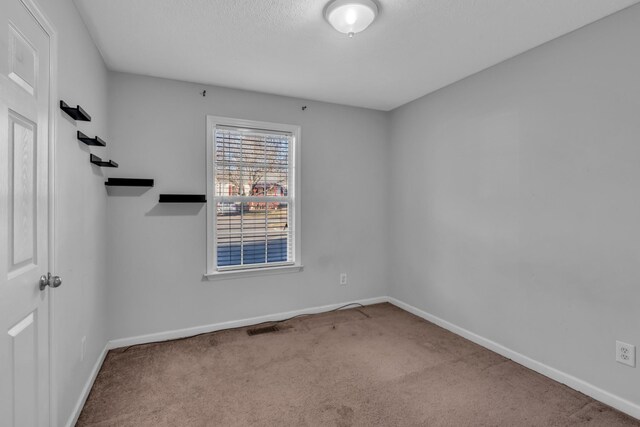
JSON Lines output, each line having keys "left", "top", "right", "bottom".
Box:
{"left": 119, "top": 302, "right": 368, "bottom": 353}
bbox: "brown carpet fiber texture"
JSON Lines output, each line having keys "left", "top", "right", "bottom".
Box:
{"left": 78, "top": 303, "right": 639, "bottom": 426}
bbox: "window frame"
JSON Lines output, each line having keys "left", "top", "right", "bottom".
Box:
{"left": 205, "top": 115, "right": 302, "bottom": 279}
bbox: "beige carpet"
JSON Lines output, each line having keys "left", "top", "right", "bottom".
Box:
{"left": 78, "top": 303, "right": 639, "bottom": 426}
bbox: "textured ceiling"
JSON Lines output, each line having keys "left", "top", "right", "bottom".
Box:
{"left": 74, "top": 0, "right": 639, "bottom": 111}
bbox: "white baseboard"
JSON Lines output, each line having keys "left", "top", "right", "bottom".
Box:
{"left": 386, "top": 296, "right": 640, "bottom": 421}
{"left": 65, "top": 343, "right": 109, "bottom": 427}
{"left": 107, "top": 296, "right": 388, "bottom": 349}
{"left": 68, "top": 295, "right": 640, "bottom": 424}
{"left": 67, "top": 297, "right": 386, "bottom": 425}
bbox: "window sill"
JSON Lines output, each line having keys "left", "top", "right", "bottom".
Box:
{"left": 205, "top": 264, "right": 304, "bottom": 280}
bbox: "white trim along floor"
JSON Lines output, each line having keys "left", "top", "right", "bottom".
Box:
{"left": 67, "top": 296, "right": 640, "bottom": 426}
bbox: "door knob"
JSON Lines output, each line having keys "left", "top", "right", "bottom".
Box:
{"left": 39, "top": 272, "right": 62, "bottom": 291}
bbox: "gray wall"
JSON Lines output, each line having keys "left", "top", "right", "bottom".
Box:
{"left": 38, "top": 0, "right": 110, "bottom": 425}
{"left": 106, "top": 72, "right": 390, "bottom": 340}
{"left": 38, "top": 0, "right": 640, "bottom": 421}
{"left": 389, "top": 5, "right": 640, "bottom": 406}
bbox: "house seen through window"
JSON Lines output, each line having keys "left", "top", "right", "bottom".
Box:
{"left": 207, "top": 117, "right": 300, "bottom": 273}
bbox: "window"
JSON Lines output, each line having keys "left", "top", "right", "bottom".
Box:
{"left": 206, "top": 116, "right": 301, "bottom": 276}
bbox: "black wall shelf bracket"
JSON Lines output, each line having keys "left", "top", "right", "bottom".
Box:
{"left": 77, "top": 131, "right": 106, "bottom": 147}
{"left": 60, "top": 100, "right": 91, "bottom": 121}
{"left": 105, "top": 178, "right": 154, "bottom": 187}
{"left": 90, "top": 154, "right": 118, "bottom": 168}
{"left": 159, "top": 194, "right": 206, "bottom": 203}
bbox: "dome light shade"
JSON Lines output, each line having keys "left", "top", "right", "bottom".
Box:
{"left": 325, "top": 0, "right": 378, "bottom": 37}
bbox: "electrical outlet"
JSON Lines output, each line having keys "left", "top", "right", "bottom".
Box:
{"left": 81, "top": 336, "right": 87, "bottom": 362}
{"left": 339, "top": 273, "right": 347, "bottom": 285}
{"left": 616, "top": 341, "right": 635, "bottom": 367}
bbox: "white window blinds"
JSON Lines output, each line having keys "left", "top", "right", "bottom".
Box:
{"left": 213, "top": 126, "right": 294, "bottom": 269}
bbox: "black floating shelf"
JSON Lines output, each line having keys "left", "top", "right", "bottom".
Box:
{"left": 159, "top": 194, "right": 206, "bottom": 203}
{"left": 90, "top": 154, "right": 118, "bottom": 168}
{"left": 105, "top": 178, "right": 154, "bottom": 187}
{"left": 77, "top": 131, "right": 106, "bottom": 147}
{"left": 60, "top": 100, "right": 91, "bottom": 121}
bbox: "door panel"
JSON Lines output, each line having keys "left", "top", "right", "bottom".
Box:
{"left": 8, "top": 23, "right": 36, "bottom": 96}
{"left": 8, "top": 311, "right": 37, "bottom": 427}
{"left": 9, "top": 110, "right": 37, "bottom": 273}
{"left": 0, "top": 0, "right": 51, "bottom": 425}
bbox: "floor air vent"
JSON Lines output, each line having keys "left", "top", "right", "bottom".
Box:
{"left": 247, "top": 325, "right": 279, "bottom": 336}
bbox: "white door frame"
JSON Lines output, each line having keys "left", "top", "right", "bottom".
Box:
{"left": 14, "top": 0, "right": 58, "bottom": 425}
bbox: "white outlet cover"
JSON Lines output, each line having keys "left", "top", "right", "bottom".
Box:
{"left": 616, "top": 341, "right": 636, "bottom": 367}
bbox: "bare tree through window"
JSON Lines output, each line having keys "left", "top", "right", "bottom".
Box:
{"left": 214, "top": 128, "right": 292, "bottom": 267}
{"left": 215, "top": 130, "right": 288, "bottom": 198}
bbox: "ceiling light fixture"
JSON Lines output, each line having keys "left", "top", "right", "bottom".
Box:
{"left": 325, "top": 0, "right": 378, "bottom": 38}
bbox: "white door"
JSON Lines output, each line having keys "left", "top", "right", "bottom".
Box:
{"left": 0, "top": 0, "right": 53, "bottom": 425}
